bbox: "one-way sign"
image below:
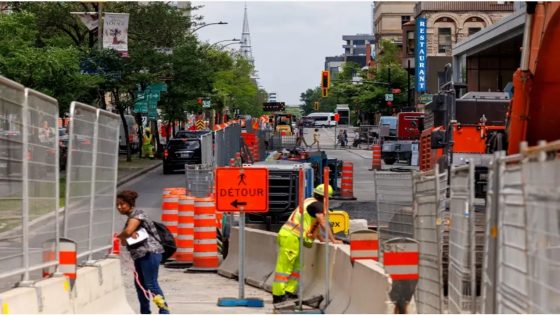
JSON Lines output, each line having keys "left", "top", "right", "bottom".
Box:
{"left": 215, "top": 167, "right": 269, "bottom": 212}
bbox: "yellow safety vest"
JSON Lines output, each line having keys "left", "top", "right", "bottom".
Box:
{"left": 143, "top": 133, "right": 153, "bottom": 145}
{"left": 281, "top": 198, "right": 321, "bottom": 244}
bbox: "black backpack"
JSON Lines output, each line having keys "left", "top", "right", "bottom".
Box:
{"left": 147, "top": 221, "right": 177, "bottom": 263}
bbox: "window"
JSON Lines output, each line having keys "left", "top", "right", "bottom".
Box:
{"left": 438, "top": 28, "right": 452, "bottom": 54}
{"left": 401, "top": 16, "right": 411, "bottom": 25}
{"left": 468, "top": 27, "right": 481, "bottom": 36}
{"left": 407, "top": 31, "right": 415, "bottom": 56}
{"left": 353, "top": 40, "right": 365, "bottom": 46}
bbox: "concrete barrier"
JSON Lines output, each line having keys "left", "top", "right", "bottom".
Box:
{"left": 324, "top": 245, "right": 353, "bottom": 313}
{"left": 300, "top": 242, "right": 337, "bottom": 304}
{"left": 0, "top": 286, "right": 40, "bottom": 314}
{"left": 345, "top": 259, "right": 393, "bottom": 313}
{"left": 0, "top": 258, "right": 132, "bottom": 314}
{"left": 244, "top": 228, "right": 277, "bottom": 288}
{"left": 73, "top": 258, "right": 134, "bottom": 314}
{"left": 217, "top": 227, "right": 239, "bottom": 279}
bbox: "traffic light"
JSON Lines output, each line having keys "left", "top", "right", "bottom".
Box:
{"left": 321, "top": 70, "right": 330, "bottom": 97}
{"left": 313, "top": 101, "right": 320, "bottom": 110}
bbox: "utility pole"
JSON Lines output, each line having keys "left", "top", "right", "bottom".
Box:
{"left": 407, "top": 60, "right": 411, "bottom": 108}
{"left": 98, "top": 2, "right": 103, "bottom": 51}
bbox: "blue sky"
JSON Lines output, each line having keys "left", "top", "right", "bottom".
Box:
{"left": 192, "top": 1, "right": 373, "bottom": 105}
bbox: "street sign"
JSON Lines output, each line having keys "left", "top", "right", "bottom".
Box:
{"left": 202, "top": 99, "right": 211, "bottom": 108}
{"left": 391, "top": 88, "right": 401, "bottom": 94}
{"left": 215, "top": 167, "right": 269, "bottom": 212}
{"left": 385, "top": 94, "right": 394, "bottom": 102}
{"left": 196, "top": 119, "right": 205, "bottom": 130}
{"left": 134, "top": 101, "right": 148, "bottom": 113}
{"left": 149, "top": 83, "right": 168, "bottom": 92}
{"left": 418, "top": 94, "right": 433, "bottom": 104}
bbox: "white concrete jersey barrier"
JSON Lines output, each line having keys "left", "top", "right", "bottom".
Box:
{"left": 217, "top": 227, "right": 239, "bottom": 278}
{"left": 219, "top": 227, "right": 393, "bottom": 313}
{"left": 0, "top": 258, "right": 133, "bottom": 314}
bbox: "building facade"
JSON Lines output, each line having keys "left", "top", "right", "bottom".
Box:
{"left": 373, "top": 1, "right": 416, "bottom": 56}
{"left": 402, "top": 2, "right": 515, "bottom": 94}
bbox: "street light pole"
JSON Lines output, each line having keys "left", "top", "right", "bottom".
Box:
{"left": 218, "top": 41, "right": 242, "bottom": 50}
{"left": 189, "top": 21, "right": 228, "bottom": 34}
{"left": 208, "top": 39, "right": 240, "bottom": 49}
{"left": 98, "top": 2, "right": 103, "bottom": 51}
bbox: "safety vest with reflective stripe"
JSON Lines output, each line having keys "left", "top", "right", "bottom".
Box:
{"left": 281, "top": 198, "right": 319, "bottom": 243}
{"left": 143, "top": 133, "right": 153, "bottom": 145}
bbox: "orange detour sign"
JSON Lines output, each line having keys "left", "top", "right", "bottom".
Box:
{"left": 215, "top": 167, "right": 269, "bottom": 212}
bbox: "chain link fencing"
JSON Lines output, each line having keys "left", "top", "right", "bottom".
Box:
{"left": 413, "top": 168, "right": 448, "bottom": 313}
{"left": 200, "top": 132, "right": 213, "bottom": 166}
{"left": 63, "top": 102, "right": 120, "bottom": 264}
{"left": 185, "top": 164, "right": 214, "bottom": 198}
{"left": 213, "top": 124, "right": 241, "bottom": 167}
{"left": 374, "top": 171, "right": 414, "bottom": 262}
{"left": 0, "top": 77, "right": 60, "bottom": 292}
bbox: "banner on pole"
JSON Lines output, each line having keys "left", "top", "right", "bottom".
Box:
{"left": 71, "top": 12, "right": 99, "bottom": 31}
{"left": 103, "top": 13, "right": 129, "bottom": 57}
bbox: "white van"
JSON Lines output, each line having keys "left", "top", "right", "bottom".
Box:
{"left": 307, "top": 112, "right": 337, "bottom": 127}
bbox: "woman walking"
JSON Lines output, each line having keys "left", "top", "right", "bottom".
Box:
{"left": 116, "top": 190, "right": 170, "bottom": 314}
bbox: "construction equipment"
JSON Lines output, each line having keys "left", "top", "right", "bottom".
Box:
{"left": 270, "top": 113, "right": 295, "bottom": 136}
{"left": 507, "top": 2, "right": 560, "bottom": 154}
{"left": 381, "top": 112, "right": 424, "bottom": 165}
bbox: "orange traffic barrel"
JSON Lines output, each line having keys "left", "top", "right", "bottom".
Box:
{"left": 350, "top": 230, "right": 379, "bottom": 262}
{"left": 161, "top": 194, "right": 178, "bottom": 237}
{"left": 191, "top": 197, "right": 219, "bottom": 270}
{"left": 370, "top": 144, "right": 382, "bottom": 170}
{"left": 174, "top": 195, "right": 194, "bottom": 264}
{"left": 383, "top": 240, "right": 419, "bottom": 280}
{"left": 336, "top": 161, "right": 357, "bottom": 200}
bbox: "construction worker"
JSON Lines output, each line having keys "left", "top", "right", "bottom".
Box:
{"left": 142, "top": 127, "right": 154, "bottom": 159}
{"left": 272, "top": 184, "right": 341, "bottom": 304}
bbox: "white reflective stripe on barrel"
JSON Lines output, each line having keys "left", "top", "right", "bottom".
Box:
{"left": 177, "top": 248, "right": 193, "bottom": 253}
{"left": 178, "top": 234, "right": 194, "bottom": 240}
{"left": 194, "top": 252, "right": 218, "bottom": 257}
{"left": 384, "top": 242, "right": 418, "bottom": 252}
{"left": 351, "top": 249, "right": 378, "bottom": 257}
{"left": 384, "top": 265, "right": 418, "bottom": 275}
{"left": 179, "top": 211, "right": 194, "bottom": 217}
{"left": 194, "top": 227, "right": 215, "bottom": 232}
{"left": 194, "top": 202, "right": 214, "bottom": 207}
{"left": 195, "top": 239, "right": 217, "bottom": 245}
{"left": 178, "top": 223, "right": 194, "bottom": 228}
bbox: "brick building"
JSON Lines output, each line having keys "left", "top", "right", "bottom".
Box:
{"left": 402, "top": 2, "right": 515, "bottom": 94}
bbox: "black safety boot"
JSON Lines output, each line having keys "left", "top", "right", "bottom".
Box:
{"left": 273, "top": 294, "right": 286, "bottom": 304}
{"left": 285, "top": 292, "right": 299, "bottom": 300}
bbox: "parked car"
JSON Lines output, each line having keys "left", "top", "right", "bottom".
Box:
{"left": 174, "top": 130, "right": 211, "bottom": 138}
{"left": 163, "top": 138, "right": 202, "bottom": 174}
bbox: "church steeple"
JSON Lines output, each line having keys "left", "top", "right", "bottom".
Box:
{"left": 240, "top": 4, "right": 254, "bottom": 66}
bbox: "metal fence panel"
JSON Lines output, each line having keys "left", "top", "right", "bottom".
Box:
{"left": 185, "top": 164, "right": 214, "bottom": 198}
{"left": 375, "top": 171, "right": 414, "bottom": 260}
{"left": 64, "top": 102, "right": 119, "bottom": 263}
{"left": 496, "top": 159, "right": 529, "bottom": 313}
{"left": 413, "top": 169, "right": 447, "bottom": 313}
{"left": 0, "top": 78, "right": 60, "bottom": 292}
{"left": 524, "top": 158, "right": 560, "bottom": 313}
{"left": 90, "top": 110, "right": 120, "bottom": 259}
{"left": 447, "top": 164, "right": 477, "bottom": 313}
{"left": 200, "top": 132, "right": 213, "bottom": 166}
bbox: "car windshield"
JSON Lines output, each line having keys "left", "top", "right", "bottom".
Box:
{"left": 380, "top": 117, "right": 397, "bottom": 129}
{"left": 175, "top": 131, "right": 208, "bottom": 138}
{"left": 168, "top": 139, "right": 200, "bottom": 150}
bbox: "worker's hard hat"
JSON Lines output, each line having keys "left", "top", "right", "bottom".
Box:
{"left": 145, "top": 127, "right": 151, "bottom": 132}
{"left": 314, "top": 184, "right": 333, "bottom": 197}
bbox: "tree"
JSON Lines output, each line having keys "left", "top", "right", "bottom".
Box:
{"left": 0, "top": 12, "right": 102, "bottom": 116}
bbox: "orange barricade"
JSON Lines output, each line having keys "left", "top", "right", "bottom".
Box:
{"left": 175, "top": 195, "right": 195, "bottom": 264}
{"left": 59, "top": 238, "right": 77, "bottom": 280}
{"left": 191, "top": 197, "right": 219, "bottom": 270}
{"left": 350, "top": 230, "right": 379, "bottom": 262}
{"left": 383, "top": 240, "right": 419, "bottom": 280}
{"left": 337, "top": 161, "right": 357, "bottom": 200}
{"left": 161, "top": 194, "right": 178, "bottom": 237}
{"left": 370, "top": 144, "right": 382, "bottom": 170}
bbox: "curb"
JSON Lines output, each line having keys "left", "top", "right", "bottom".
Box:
{"left": 117, "top": 160, "right": 162, "bottom": 187}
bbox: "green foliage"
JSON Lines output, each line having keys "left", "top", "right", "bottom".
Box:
{"left": 299, "top": 39, "right": 412, "bottom": 122}
{"left": 0, "top": 12, "right": 102, "bottom": 115}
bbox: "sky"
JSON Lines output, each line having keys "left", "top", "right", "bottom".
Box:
{"left": 192, "top": 1, "right": 373, "bottom": 105}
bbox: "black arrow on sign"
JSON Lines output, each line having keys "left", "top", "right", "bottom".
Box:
{"left": 231, "top": 200, "right": 247, "bottom": 208}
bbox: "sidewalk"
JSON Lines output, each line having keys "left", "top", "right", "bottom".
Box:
{"left": 117, "top": 155, "right": 162, "bottom": 186}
